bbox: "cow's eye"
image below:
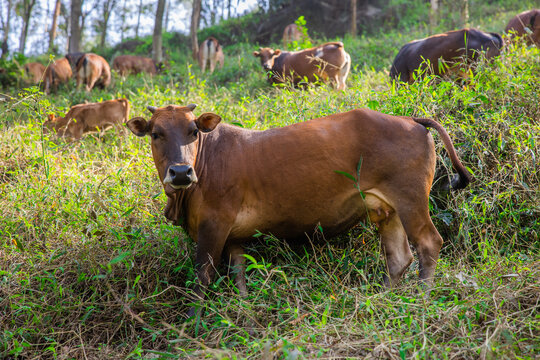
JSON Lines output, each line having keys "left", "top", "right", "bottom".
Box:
{"left": 193, "top": 129, "right": 199, "bottom": 137}
{"left": 151, "top": 132, "right": 159, "bottom": 140}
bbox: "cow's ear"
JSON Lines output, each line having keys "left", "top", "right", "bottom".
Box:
{"left": 196, "top": 113, "right": 221, "bottom": 133}
{"left": 274, "top": 49, "right": 282, "bottom": 56}
{"left": 127, "top": 117, "right": 150, "bottom": 137}
{"left": 253, "top": 51, "right": 260, "bottom": 57}
{"left": 47, "top": 114, "right": 55, "bottom": 122}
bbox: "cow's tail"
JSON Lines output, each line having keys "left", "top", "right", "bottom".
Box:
{"left": 413, "top": 117, "right": 472, "bottom": 190}
{"left": 75, "top": 55, "right": 88, "bottom": 86}
{"left": 208, "top": 38, "right": 216, "bottom": 57}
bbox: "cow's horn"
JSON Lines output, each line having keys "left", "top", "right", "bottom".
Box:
{"left": 187, "top": 103, "right": 197, "bottom": 111}
{"left": 147, "top": 106, "right": 157, "bottom": 114}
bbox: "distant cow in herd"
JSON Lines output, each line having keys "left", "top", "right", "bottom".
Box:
{"left": 75, "top": 53, "right": 111, "bottom": 91}
{"left": 282, "top": 23, "right": 303, "bottom": 46}
{"left": 390, "top": 28, "right": 503, "bottom": 83}
{"left": 505, "top": 9, "right": 540, "bottom": 46}
{"left": 24, "top": 62, "right": 46, "bottom": 84}
{"left": 43, "top": 58, "right": 73, "bottom": 94}
{"left": 113, "top": 55, "right": 157, "bottom": 76}
{"left": 253, "top": 42, "right": 351, "bottom": 89}
{"left": 45, "top": 98, "right": 129, "bottom": 139}
{"left": 127, "top": 104, "right": 471, "bottom": 312}
{"left": 198, "top": 37, "right": 224, "bottom": 73}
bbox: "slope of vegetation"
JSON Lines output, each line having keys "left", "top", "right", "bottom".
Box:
{"left": 1, "top": 4, "right": 539, "bottom": 360}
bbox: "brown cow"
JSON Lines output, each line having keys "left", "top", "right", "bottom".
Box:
{"left": 282, "top": 23, "right": 303, "bottom": 46}
{"left": 43, "top": 58, "right": 73, "bottom": 94}
{"left": 390, "top": 28, "right": 503, "bottom": 83}
{"left": 198, "top": 37, "right": 224, "bottom": 73}
{"left": 75, "top": 53, "right": 111, "bottom": 91}
{"left": 113, "top": 55, "right": 157, "bottom": 76}
{"left": 505, "top": 9, "right": 540, "bottom": 46}
{"left": 45, "top": 98, "right": 129, "bottom": 140}
{"left": 127, "top": 104, "right": 471, "bottom": 314}
{"left": 253, "top": 42, "right": 351, "bottom": 89}
{"left": 24, "top": 62, "right": 46, "bottom": 84}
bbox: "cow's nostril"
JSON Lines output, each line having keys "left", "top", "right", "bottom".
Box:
{"left": 169, "top": 168, "right": 176, "bottom": 177}
{"left": 187, "top": 167, "right": 193, "bottom": 176}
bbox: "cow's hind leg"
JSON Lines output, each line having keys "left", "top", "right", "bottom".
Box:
{"left": 400, "top": 212, "right": 443, "bottom": 283}
{"left": 366, "top": 194, "right": 413, "bottom": 286}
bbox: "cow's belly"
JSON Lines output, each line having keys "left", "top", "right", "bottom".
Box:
{"left": 229, "top": 188, "right": 367, "bottom": 241}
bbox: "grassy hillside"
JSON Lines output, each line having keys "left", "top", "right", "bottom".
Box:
{"left": 1, "top": 4, "right": 539, "bottom": 360}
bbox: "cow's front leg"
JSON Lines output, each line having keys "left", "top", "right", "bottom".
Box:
{"left": 224, "top": 243, "right": 247, "bottom": 296}
{"left": 187, "top": 219, "right": 231, "bottom": 317}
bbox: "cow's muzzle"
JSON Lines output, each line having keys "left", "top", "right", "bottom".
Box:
{"left": 163, "top": 164, "right": 198, "bottom": 189}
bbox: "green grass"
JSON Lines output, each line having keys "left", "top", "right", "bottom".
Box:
{"left": 1, "top": 4, "right": 539, "bottom": 359}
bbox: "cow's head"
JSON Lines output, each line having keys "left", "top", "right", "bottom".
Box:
{"left": 43, "top": 114, "right": 56, "bottom": 133}
{"left": 127, "top": 104, "right": 221, "bottom": 194}
{"left": 253, "top": 47, "right": 282, "bottom": 71}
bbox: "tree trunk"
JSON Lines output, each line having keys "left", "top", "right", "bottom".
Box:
{"left": 152, "top": 0, "right": 166, "bottom": 63}
{"left": 429, "top": 0, "right": 438, "bottom": 32}
{"left": 350, "top": 0, "right": 356, "bottom": 37}
{"left": 48, "top": 0, "right": 61, "bottom": 53}
{"left": 191, "top": 0, "right": 202, "bottom": 59}
{"left": 100, "top": 0, "right": 117, "bottom": 49}
{"left": 164, "top": 0, "right": 169, "bottom": 32}
{"left": 1, "top": 0, "right": 13, "bottom": 59}
{"left": 136, "top": 0, "right": 142, "bottom": 38}
{"left": 227, "top": 0, "right": 231, "bottom": 19}
{"left": 69, "top": 0, "right": 83, "bottom": 53}
{"left": 18, "top": 0, "right": 37, "bottom": 54}
{"left": 462, "top": 0, "right": 469, "bottom": 28}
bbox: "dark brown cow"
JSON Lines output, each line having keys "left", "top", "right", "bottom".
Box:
{"left": 253, "top": 42, "right": 351, "bottom": 89}
{"left": 113, "top": 55, "right": 157, "bottom": 76}
{"left": 45, "top": 98, "right": 129, "bottom": 139}
{"left": 127, "top": 104, "right": 471, "bottom": 313}
{"left": 43, "top": 58, "right": 73, "bottom": 94}
{"left": 65, "top": 52, "right": 86, "bottom": 72}
{"left": 24, "top": 62, "right": 46, "bottom": 84}
{"left": 198, "top": 37, "right": 224, "bottom": 73}
{"left": 75, "top": 53, "right": 111, "bottom": 91}
{"left": 505, "top": 9, "right": 540, "bottom": 46}
{"left": 282, "top": 23, "right": 303, "bottom": 46}
{"left": 390, "top": 28, "right": 503, "bottom": 83}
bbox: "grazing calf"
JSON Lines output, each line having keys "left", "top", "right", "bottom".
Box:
{"left": 45, "top": 98, "right": 129, "bottom": 140}
{"left": 75, "top": 53, "right": 111, "bottom": 91}
{"left": 282, "top": 23, "right": 303, "bottom": 46}
{"left": 505, "top": 9, "right": 540, "bottom": 46}
{"left": 127, "top": 104, "right": 471, "bottom": 312}
{"left": 253, "top": 42, "right": 351, "bottom": 89}
{"left": 24, "top": 62, "right": 45, "bottom": 84}
{"left": 113, "top": 55, "right": 157, "bottom": 76}
{"left": 390, "top": 28, "right": 503, "bottom": 83}
{"left": 198, "top": 37, "right": 224, "bottom": 73}
{"left": 43, "top": 58, "right": 73, "bottom": 94}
